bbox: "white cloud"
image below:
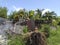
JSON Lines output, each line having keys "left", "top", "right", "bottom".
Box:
{"left": 42, "top": 9, "right": 52, "bottom": 15}
{"left": 12, "top": 5, "right": 23, "bottom": 11}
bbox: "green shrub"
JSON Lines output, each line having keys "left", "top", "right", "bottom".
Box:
{"left": 42, "top": 24, "right": 50, "bottom": 38}
{"left": 47, "top": 26, "right": 60, "bottom": 45}
{"left": 8, "top": 35, "right": 25, "bottom": 45}
{"left": 23, "top": 26, "right": 28, "bottom": 33}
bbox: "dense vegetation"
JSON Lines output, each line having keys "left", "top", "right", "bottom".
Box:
{"left": 0, "top": 7, "right": 7, "bottom": 18}
{"left": 7, "top": 26, "right": 60, "bottom": 45}
{"left": 0, "top": 7, "right": 60, "bottom": 45}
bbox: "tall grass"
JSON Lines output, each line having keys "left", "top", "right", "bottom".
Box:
{"left": 47, "top": 26, "right": 60, "bottom": 45}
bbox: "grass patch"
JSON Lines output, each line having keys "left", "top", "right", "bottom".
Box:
{"left": 47, "top": 26, "right": 60, "bottom": 45}
{"left": 8, "top": 34, "right": 25, "bottom": 45}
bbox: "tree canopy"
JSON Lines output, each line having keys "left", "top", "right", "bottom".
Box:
{"left": 0, "top": 7, "right": 7, "bottom": 18}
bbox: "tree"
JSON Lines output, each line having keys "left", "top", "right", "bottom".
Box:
{"left": 35, "top": 9, "right": 42, "bottom": 20}
{"left": 43, "top": 11, "right": 57, "bottom": 20}
{"left": 29, "top": 10, "right": 34, "bottom": 19}
{"left": 8, "top": 11, "right": 18, "bottom": 20}
{"left": 17, "top": 9, "right": 25, "bottom": 19}
{"left": 42, "top": 11, "right": 57, "bottom": 25}
{"left": 0, "top": 7, "right": 7, "bottom": 18}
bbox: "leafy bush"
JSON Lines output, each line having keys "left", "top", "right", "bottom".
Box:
{"left": 47, "top": 26, "right": 60, "bottom": 45}
{"left": 23, "top": 26, "right": 28, "bottom": 33}
{"left": 41, "top": 24, "right": 50, "bottom": 38}
{"left": 8, "top": 35, "right": 25, "bottom": 45}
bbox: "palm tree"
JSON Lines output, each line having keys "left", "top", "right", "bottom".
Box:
{"left": 9, "top": 11, "right": 18, "bottom": 20}
{"left": 29, "top": 10, "right": 34, "bottom": 19}
{"left": 44, "top": 11, "right": 56, "bottom": 20}
{"left": 35, "top": 9, "right": 42, "bottom": 20}
{"left": 43, "top": 11, "right": 57, "bottom": 24}
{"left": 17, "top": 9, "right": 25, "bottom": 19}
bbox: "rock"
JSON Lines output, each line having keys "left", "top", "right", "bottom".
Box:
{"left": 0, "top": 35, "right": 7, "bottom": 45}
{"left": 0, "top": 17, "right": 6, "bottom": 25}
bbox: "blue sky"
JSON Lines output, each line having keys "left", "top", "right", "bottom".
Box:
{"left": 0, "top": 0, "right": 60, "bottom": 16}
